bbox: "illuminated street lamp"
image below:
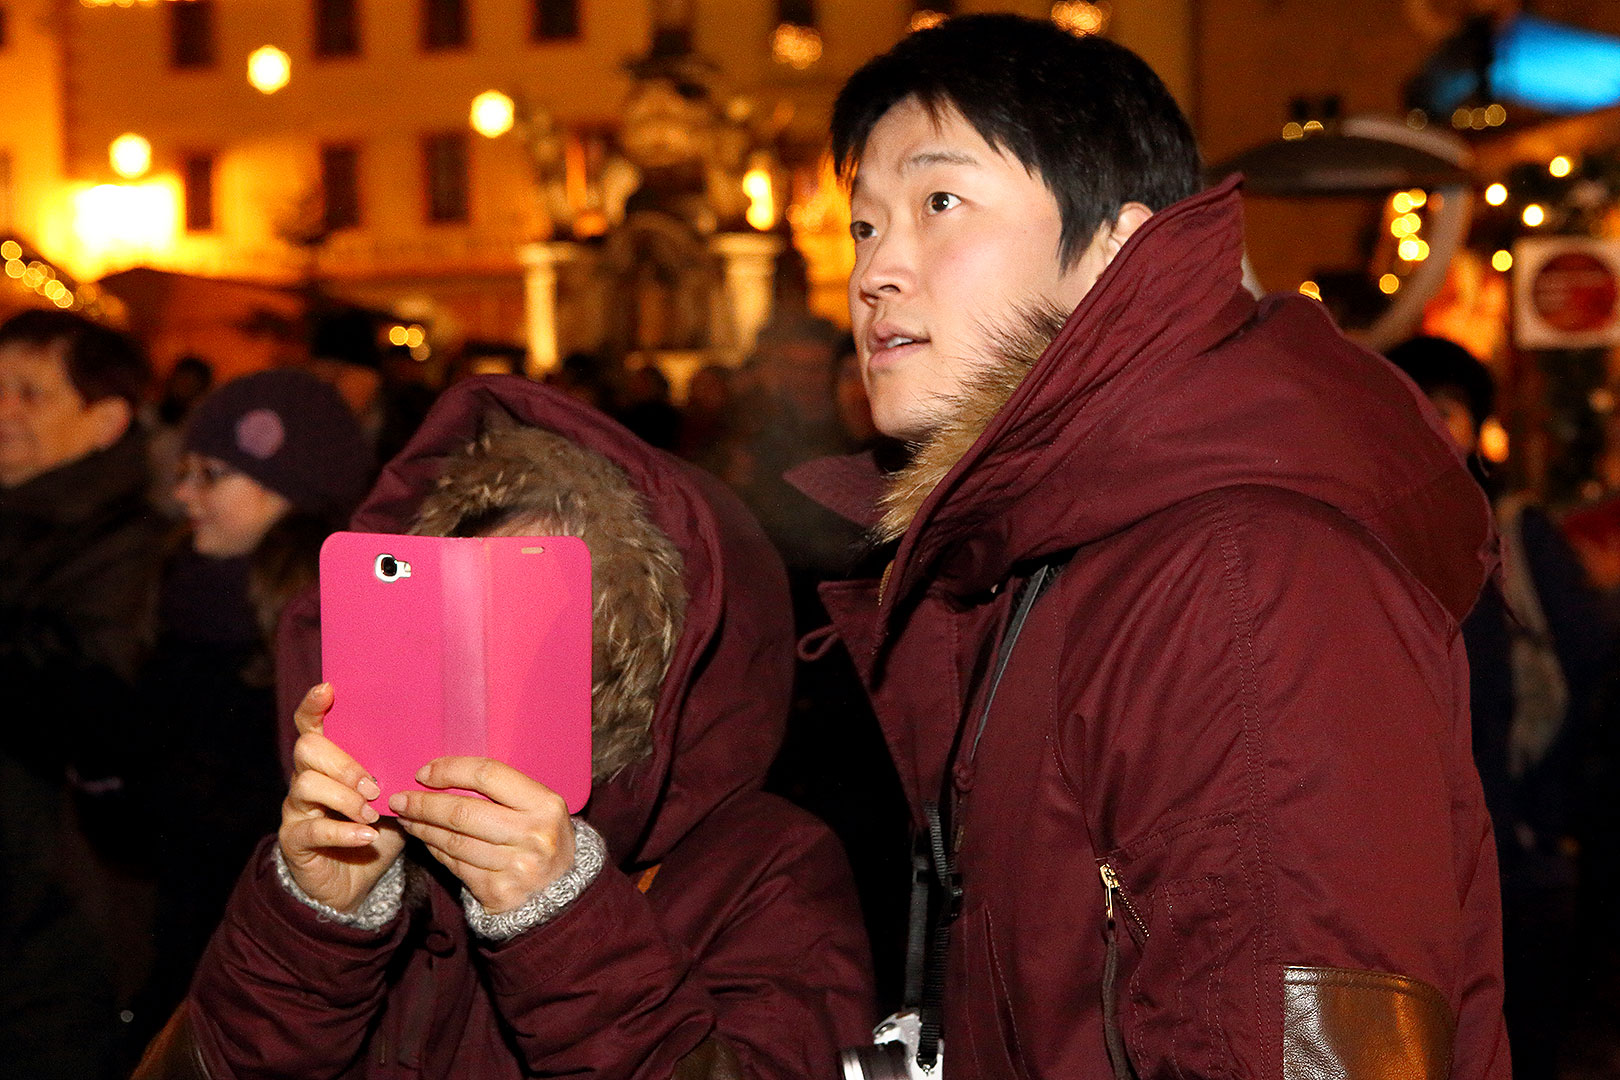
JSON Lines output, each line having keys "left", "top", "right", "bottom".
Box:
{"left": 743, "top": 166, "right": 775, "bottom": 230}
{"left": 109, "top": 134, "right": 151, "bottom": 179}
{"left": 470, "top": 91, "right": 516, "bottom": 139}
{"left": 248, "top": 46, "right": 292, "bottom": 94}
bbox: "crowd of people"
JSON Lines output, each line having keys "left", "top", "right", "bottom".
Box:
{"left": 4, "top": 13, "right": 1620, "bottom": 1080}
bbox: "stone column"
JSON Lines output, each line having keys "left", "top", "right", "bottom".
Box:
{"left": 710, "top": 231, "right": 784, "bottom": 360}
{"left": 519, "top": 240, "right": 582, "bottom": 378}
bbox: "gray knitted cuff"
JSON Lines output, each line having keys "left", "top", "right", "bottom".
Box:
{"left": 462, "top": 818, "right": 607, "bottom": 941}
{"left": 273, "top": 845, "right": 405, "bottom": 932}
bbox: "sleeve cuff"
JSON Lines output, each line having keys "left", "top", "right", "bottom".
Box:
{"left": 272, "top": 844, "right": 405, "bottom": 932}
{"left": 462, "top": 818, "right": 607, "bottom": 941}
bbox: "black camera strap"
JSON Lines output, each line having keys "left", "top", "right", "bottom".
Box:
{"left": 910, "top": 558, "right": 1064, "bottom": 1073}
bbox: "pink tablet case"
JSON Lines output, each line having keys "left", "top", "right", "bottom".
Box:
{"left": 319, "top": 532, "right": 592, "bottom": 814}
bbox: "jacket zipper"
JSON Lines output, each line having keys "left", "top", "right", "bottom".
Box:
{"left": 1099, "top": 863, "right": 1146, "bottom": 1080}
{"left": 1098, "top": 863, "right": 1148, "bottom": 945}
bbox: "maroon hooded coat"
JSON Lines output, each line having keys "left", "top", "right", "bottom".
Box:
{"left": 795, "top": 179, "right": 1509, "bottom": 1078}
{"left": 172, "top": 378, "right": 875, "bottom": 1078}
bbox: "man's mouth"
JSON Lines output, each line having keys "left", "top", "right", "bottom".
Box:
{"left": 868, "top": 325, "right": 930, "bottom": 364}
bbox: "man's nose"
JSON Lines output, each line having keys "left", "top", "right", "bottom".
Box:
{"left": 856, "top": 229, "right": 914, "bottom": 302}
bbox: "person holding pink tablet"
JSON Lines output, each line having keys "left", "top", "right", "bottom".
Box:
{"left": 135, "top": 375, "right": 874, "bottom": 1079}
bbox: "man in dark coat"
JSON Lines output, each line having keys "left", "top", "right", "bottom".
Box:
{"left": 0, "top": 309, "right": 163, "bottom": 1078}
{"left": 138, "top": 376, "right": 874, "bottom": 1078}
{"left": 797, "top": 15, "right": 1508, "bottom": 1079}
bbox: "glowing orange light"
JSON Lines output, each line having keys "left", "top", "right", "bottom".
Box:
{"left": 109, "top": 134, "right": 151, "bottom": 179}
{"left": 470, "top": 91, "right": 515, "bottom": 139}
{"left": 247, "top": 46, "right": 291, "bottom": 94}
{"left": 1050, "top": 1, "right": 1108, "bottom": 36}
{"left": 744, "top": 167, "right": 776, "bottom": 231}
{"left": 771, "top": 23, "right": 822, "bottom": 68}
{"left": 1480, "top": 418, "right": 1509, "bottom": 463}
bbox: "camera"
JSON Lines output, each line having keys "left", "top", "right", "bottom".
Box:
{"left": 841, "top": 1012, "right": 940, "bottom": 1079}
{"left": 374, "top": 553, "right": 412, "bottom": 582}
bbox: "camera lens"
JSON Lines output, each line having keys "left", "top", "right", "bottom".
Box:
{"left": 379, "top": 556, "right": 398, "bottom": 577}
{"left": 840, "top": 1043, "right": 911, "bottom": 1080}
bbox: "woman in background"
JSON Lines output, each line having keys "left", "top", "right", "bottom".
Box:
{"left": 132, "top": 368, "right": 370, "bottom": 1048}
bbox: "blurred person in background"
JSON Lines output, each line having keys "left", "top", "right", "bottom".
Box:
{"left": 733, "top": 313, "right": 868, "bottom": 591}
{"left": 1390, "top": 336, "right": 1611, "bottom": 1080}
{"left": 144, "top": 355, "right": 214, "bottom": 518}
{"left": 616, "top": 362, "right": 681, "bottom": 450}
{"left": 136, "top": 376, "right": 873, "bottom": 1078}
{"left": 133, "top": 369, "right": 372, "bottom": 1051}
{"left": 0, "top": 309, "right": 163, "bottom": 1079}
{"left": 544, "top": 349, "right": 612, "bottom": 413}
{"left": 677, "top": 362, "right": 735, "bottom": 472}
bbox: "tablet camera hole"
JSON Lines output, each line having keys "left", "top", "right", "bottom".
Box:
{"left": 375, "top": 553, "right": 412, "bottom": 582}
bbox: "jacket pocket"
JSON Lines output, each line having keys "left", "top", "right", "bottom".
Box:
{"left": 1122, "top": 872, "right": 1238, "bottom": 1080}
{"left": 955, "top": 902, "right": 1032, "bottom": 1080}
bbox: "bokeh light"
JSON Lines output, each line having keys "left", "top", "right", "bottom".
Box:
{"left": 247, "top": 46, "right": 291, "bottom": 94}
{"left": 109, "top": 134, "right": 151, "bottom": 179}
{"left": 470, "top": 91, "right": 515, "bottom": 139}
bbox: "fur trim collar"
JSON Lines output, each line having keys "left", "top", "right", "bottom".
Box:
{"left": 876, "top": 305, "right": 1068, "bottom": 544}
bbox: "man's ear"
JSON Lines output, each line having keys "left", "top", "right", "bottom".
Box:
{"left": 1100, "top": 202, "right": 1154, "bottom": 264}
{"left": 85, "top": 396, "right": 133, "bottom": 450}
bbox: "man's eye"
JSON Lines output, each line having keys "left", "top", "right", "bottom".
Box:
{"left": 926, "top": 192, "right": 960, "bottom": 214}
{"left": 850, "top": 220, "right": 876, "bottom": 241}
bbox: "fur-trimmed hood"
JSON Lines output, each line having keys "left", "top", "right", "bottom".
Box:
{"left": 280, "top": 376, "right": 794, "bottom": 868}
{"left": 794, "top": 176, "right": 1495, "bottom": 632}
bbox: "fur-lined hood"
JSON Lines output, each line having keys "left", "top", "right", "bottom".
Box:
{"left": 281, "top": 376, "right": 793, "bottom": 868}
{"left": 794, "top": 176, "right": 1494, "bottom": 631}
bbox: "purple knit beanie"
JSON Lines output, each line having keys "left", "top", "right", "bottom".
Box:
{"left": 184, "top": 368, "right": 372, "bottom": 522}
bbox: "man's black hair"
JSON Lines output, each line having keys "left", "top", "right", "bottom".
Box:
{"left": 0, "top": 308, "right": 151, "bottom": 407}
{"left": 831, "top": 14, "right": 1203, "bottom": 268}
{"left": 1385, "top": 335, "right": 1495, "bottom": 430}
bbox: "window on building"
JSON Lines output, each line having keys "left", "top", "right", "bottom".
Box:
{"left": 321, "top": 144, "right": 361, "bottom": 231}
{"left": 170, "top": 0, "right": 217, "bottom": 69}
{"left": 314, "top": 0, "right": 361, "bottom": 58}
{"left": 422, "top": 132, "right": 469, "bottom": 224}
{"left": 422, "top": 0, "right": 467, "bottom": 50}
{"left": 532, "top": 0, "right": 579, "bottom": 42}
{"left": 777, "top": 0, "right": 816, "bottom": 27}
{"left": 184, "top": 155, "right": 215, "bottom": 232}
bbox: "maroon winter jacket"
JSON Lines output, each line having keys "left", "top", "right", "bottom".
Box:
{"left": 166, "top": 378, "right": 875, "bottom": 1078}
{"left": 795, "top": 179, "right": 1509, "bottom": 1078}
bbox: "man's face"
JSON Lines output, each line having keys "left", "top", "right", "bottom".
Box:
{"left": 0, "top": 342, "right": 125, "bottom": 488}
{"left": 847, "top": 98, "right": 1120, "bottom": 443}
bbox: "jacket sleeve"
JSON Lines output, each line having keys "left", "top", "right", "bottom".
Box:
{"left": 478, "top": 795, "right": 874, "bottom": 1079}
{"left": 1083, "top": 494, "right": 1508, "bottom": 1080}
{"left": 184, "top": 837, "right": 412, "bottom": 1079}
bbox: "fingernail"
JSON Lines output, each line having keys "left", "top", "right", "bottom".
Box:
{"left": 388, "top": 793, "right": 406, "bottom": 814}
{"left": 355, "top": 827, "right": 376, "bottom": 843}
{"left": 415, "top": 765, "right": 430, "bottom": 782}
{"left": 315, "top": 682, "right": 332, "bottom": 697}
{"left": 361, "top": 805, "right": 379, "bottom": 824}
{"left": 358, "top": 776, "right": 380, "bottom": 800}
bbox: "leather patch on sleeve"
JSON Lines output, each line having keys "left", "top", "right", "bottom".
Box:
{"left": 672, "top": 1036, "right": 744, "bottom": 1080}
{"left": 130, "top": 1001, "right": 211, "bottom": 1080}
{"left": 1282, "top": 966, "right": 1454, "bottom": 1080}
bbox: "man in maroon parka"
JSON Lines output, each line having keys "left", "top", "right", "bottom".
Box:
{"left": 799, "top": 14, "right": 1510, "bottom": 1079}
